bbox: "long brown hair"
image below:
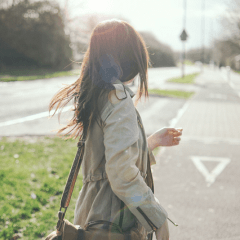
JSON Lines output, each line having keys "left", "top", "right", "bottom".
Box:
{"left": 49, "top": 19, "right": 149, "bottom": 139}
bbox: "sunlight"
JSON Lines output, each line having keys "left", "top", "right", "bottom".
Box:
{"left": 85, "top": 0, "right": 113, "bottom": 13}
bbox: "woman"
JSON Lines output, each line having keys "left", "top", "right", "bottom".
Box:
{"left": 49, "top": 19, "right": 182, "bottom": 240}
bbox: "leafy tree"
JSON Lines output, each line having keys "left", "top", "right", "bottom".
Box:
{"left": 214, "top": 0, "right": 240, "bottom": 69}
{"left": 0, "top": 0, "right": 72, "bottom": 70}
{"left": 139, "top": 31, "right": 176, "bottom": 67}
{"left": 221, "top": 0, "right": 240, "bottom": 46}
{"left": 186, "top": 47, "right": 212, "bottom": 64}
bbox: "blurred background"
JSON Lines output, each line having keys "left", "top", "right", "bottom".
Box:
{"left": 1, "top": 0, "right": 240, "bottom": 72}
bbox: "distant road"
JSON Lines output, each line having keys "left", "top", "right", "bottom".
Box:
{"left": 0, "top": 65, "right": 200, "bottom": 136}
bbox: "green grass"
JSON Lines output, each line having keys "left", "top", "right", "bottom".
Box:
{"left": 148, "top": 89, "right": 195, "bottom": 99}
{"left": 183, "top": 60, "right": 194, "bottom": 65}
{"left": 167, "top": 73, "right": 199, "bottom": 84}
{"left": 152, "top": 147, "right": 161, "bottom": 156}
{"left": 0, "top": 137, "right": 82, "bottom": 240}
{"left": 0, "top": 70, "right": 80, "bottom": 82}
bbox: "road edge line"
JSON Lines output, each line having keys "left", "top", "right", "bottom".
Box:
{"left": 0, "top": 106, "right": 72, "bottom": 127}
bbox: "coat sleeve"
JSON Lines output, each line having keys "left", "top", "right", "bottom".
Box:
{"left": 102, "top": 89, "right": 168, "bottom": 233}
{"left": 148, "top": 147, "right": 157, "bottom": 166}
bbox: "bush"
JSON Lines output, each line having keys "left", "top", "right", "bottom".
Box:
{"left": 139, "top": 31, "right": 176, "bottom": 67}
{"left": 0, "top": 0, "right": 72, "bottom": 71}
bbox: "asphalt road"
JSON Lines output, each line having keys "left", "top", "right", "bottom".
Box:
{"left": 0, "top": 65, "right": 200, "bottom": 136}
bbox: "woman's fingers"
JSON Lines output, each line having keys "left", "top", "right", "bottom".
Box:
{"left": 168, "top": 128, "right": 183, "bottom": 136}
{"left": 173, "top": 137, "right": 181, "bottom": 145}
{"left": 176, "top": 128, "right": 183, "bottom": 135}
{"left": 174, "top": 131, "right": 182, "bottom": 137}
{"left": 155, "top": 127, "right": 183, "bottom": 146}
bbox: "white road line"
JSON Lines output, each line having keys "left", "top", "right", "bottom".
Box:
{"left": 168, "top": 95, "right": 195, "bottom": 128}
{"left": 0, "top": 106, "right": 72, "bottom": 127}
{"left": 191, "top": 156, "right": 231, "bottom": 187}
{"left": 168, "top": 101, "right": 190, "bottom": 128}
{"left": 156, "top": 94, "right": 197, "bottom": 158}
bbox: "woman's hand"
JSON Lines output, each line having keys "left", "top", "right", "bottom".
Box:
{"left": 155, "top": 219, "right": 169, "bottom": 240}
{"left": 147, "top": 127, "right": 183, "bottom": 151}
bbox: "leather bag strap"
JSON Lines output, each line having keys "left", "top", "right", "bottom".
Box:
{"left": 57, "top": 137, "right": 86, "bottom": 232}
{"left": 60, "top": 139, "right": 85, "bottom": 209}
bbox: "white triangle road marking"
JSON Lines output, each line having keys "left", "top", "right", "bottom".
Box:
{"left": 190, "top": 156, "right": 231, "bottom": 187}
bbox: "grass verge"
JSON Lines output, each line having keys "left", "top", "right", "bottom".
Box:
{"left": 0, "top": 70, "right": 79, "bottom": 82}
{"left": 152, "top": 147, "right": 161, "bottom": 156}
{"left": 148, "top": 89, "right": 195, "bottom": 99}
{"left": 0, "top": 137, "right": 81, "bottom": 240}
{"left": 167, "top": 73, "right": 199, "bottom": 84}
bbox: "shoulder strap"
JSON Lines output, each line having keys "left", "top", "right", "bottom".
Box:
{"left": 60, "top": 130, "right": 87, "bottom": 211}
{"left": 56, "top": 136, "right": 86, "bottom": 233}
{"left": 60, "top": 139, "right": 85, "bottom": 209}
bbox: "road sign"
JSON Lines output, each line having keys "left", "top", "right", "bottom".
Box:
{"left": 180, "top": 29, "right": 188, "bottom": 41}
{"left": 190, "top": 156, "right": 231, "bottom": 187}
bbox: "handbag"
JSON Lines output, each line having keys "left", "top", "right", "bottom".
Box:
{"left": 45, "top": 137, "right": 147, "bottom": 240}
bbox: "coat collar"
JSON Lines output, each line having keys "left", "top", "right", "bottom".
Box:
{"left": 113, "top": 79, "right": 135, "bottom": 99}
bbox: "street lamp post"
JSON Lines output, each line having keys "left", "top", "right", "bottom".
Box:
{"left": 201, "top": 0, "right": 205, "bottom": 71}
{"left": 182, "top": 36, "right": 186, "bottom": 79}
{"left": 180, "top": 0, "right": 188, "bottom": 78}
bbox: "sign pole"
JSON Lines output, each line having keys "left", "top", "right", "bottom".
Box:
{"left": 180, "top": 0, "right": 188, "bottom": 79}
{"left": 183, "top": 0, "right": 186, "bottom": 79}
{"left": 201, "top": 0, "right": 205, "bottom": 72}
{"left": 182, "top": 41, "right": 185, "bottom": 78}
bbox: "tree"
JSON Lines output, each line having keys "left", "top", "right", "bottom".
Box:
{"left": 0, "top": 0, "right": 72, "bottom": 70}
{"left": 215, "top": 0, "right": 240, "bottom": 69}
{"left": 221, "top": 0, "right": 240, "bottom": 45}
{"left": 186, "top": 48, "right": 212, "bottom": 64}
{"left": 139, "top": 31, "right": 176, "bottom": 67}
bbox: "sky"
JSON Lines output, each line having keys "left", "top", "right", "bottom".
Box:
{"left": 57, "top": 0, "right": 228, "bottom": 51}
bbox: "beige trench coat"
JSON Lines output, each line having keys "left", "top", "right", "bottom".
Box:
{"left": 74, "top": 80, "right": 168, "bottom": 238}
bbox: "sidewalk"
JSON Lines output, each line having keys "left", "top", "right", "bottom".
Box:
{"left": 174, "top": 69, "right": 240, "bottom": 142}
{"left": 152, "top": 68, "right": 240, "bottom": 240}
